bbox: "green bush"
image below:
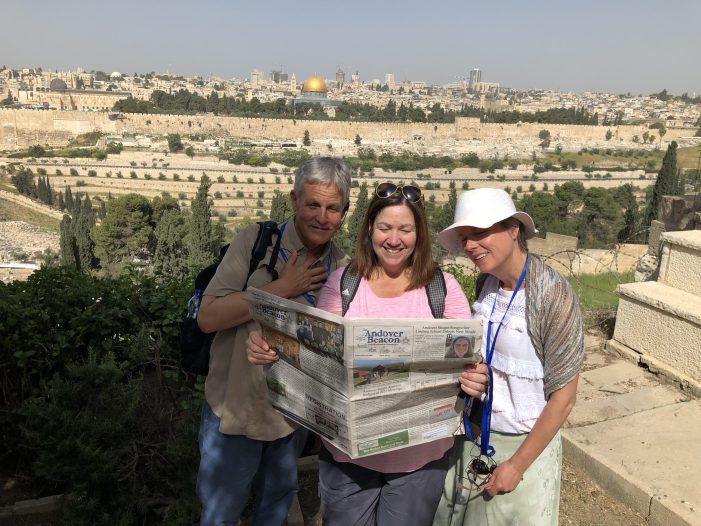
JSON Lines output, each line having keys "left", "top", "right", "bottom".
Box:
{"left": 0, "top": 268, "right": 200, "bottom": 524}
{"left": 442, "top": 264, "right": 477, "bottom": 304}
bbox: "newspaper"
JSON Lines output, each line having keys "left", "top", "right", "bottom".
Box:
{"left": 247, "top": 287, "right": 483, "bottom": 458}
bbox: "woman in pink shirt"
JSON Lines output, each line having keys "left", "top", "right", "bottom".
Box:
{"left": 249, "top": 183, "right": 488, "bottom": 525}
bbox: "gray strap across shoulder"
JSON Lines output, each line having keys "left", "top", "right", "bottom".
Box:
{"left": 340, "top": 265, "right": 362, "bottom": 316}
{"left": 341, "top": 266, "right": 446, "bottom": 318}
{"left": 425, "top": 269, "right": 446, "bottom": 319}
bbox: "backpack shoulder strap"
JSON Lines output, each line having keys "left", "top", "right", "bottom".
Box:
{"left": 340, "top": 265, "right": 362, "bottom": 316}
{"left": 342, "top": 266, "right": 447, "bottom": 318}
{"left": 425, "top": 269, "right": 447, "bottom": 319}
{"left": 243, "top": 221, "right": 280, "bottom": 291}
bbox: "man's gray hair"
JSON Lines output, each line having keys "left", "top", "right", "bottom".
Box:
{"left": 294, "top": 157, "right": 351, "bottom": 207}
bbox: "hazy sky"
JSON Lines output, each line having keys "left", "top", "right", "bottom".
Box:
{"left": 2, "top": 0, "right": 700, "bottom": 95}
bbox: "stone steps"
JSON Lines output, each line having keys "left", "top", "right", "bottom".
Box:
{"left": 610, "top": 230, "right": 701, "bottom": 390}
{"left": 563, "top": 337, "right": 699, "bottom": 526}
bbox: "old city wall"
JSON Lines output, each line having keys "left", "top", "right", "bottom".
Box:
{"left": 19, "top": 91, "right": 129, "bottom": 111}
{"left": 0, "top": 109, "right": 691, "bottom": 151}
{"left": 113, "top": 113, "right": 459, "bottom": 142}
{"left": 454, "top": 117, "right": 689, "bottom": 142}
{"left": 0, "top": 108, "right": 118, "bottom": 150}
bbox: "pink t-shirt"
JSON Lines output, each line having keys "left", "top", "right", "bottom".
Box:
{"left": 316, "top": 267, "right": 471, "bottom": 473}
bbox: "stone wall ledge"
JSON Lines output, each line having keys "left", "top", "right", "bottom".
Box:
{"left": 661, "top": 229, "right": 701, "bottom": 252}
{"left": 606, "top": 339, "right": 701, "bottom": 398}
{"left": 616, "top": 281, "right": 701, "bottom": 326}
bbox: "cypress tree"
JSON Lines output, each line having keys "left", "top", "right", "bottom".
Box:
{"left": 65, "top": 186, "right": 74, "bottom": 211}
{"left": 153, "top": 209, "right": 188, "bottom": 278}
{"left": 269, "top": 189, "right": 292, "bottom": 223}
{"left": 346, "top": 182, "right": 369, "bottom": 251}
{"left": 74, "top": 195, "right": 96, "bottom": 271}
{"left": 46, "top": 175, "right": 53, "bottom": 206}
{"left": 72, "top": 192, "right": 83, "bottom": 216}
{"left": 188, "top": 175, "right": 214, "bottom": 269}
{"left": 37, "top": 177, "right": 47, "bottom": 203}
{"left": 59, "top": 214, "right": 78, "bottom": 268}
{"left": 644, "top": 141, "right": 679, "bottom": 228}
{"left": 615, "top": 184, "right": 640, "bottom": 243}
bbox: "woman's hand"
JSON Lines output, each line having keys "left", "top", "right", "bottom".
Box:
{"left": 246, "top": 330, "right": 279, "bottom": 365}
{"left": 459, "top": 361, "right": 489, "bottom": 398}
{"left": 482, "top": 459, "right": 523, "bottom": 496}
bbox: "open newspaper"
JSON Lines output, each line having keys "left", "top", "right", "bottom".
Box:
{"left": 247, "top": 287, "right": 482, "bottom": 458}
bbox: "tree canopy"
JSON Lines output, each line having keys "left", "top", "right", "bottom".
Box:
{"left": 91, "top": 194, "right": 154, "bottom": 268}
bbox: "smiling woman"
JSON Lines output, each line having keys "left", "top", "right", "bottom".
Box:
{"left": 299, "top": 183, "right": 490, "bottom": 526}
{"left": 434, "top": 188, "right": 584, "bottom": 526}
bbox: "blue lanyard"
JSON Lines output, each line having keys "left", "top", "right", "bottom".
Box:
{"left": 277, "top": 220, "right": 333, "bottom": 307}
{"left": 464, "top": 254, "right": 529, "bottom": 457}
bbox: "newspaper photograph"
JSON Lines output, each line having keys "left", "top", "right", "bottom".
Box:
{"left": 247, "top": 287, "right": 483, "bottom": 458}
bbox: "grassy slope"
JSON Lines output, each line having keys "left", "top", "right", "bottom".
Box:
{"left": 567, "top": 271, "right": 634, "bottom": 310}
{"left": 0, "top": 197, "right": 61, "bottom": 232}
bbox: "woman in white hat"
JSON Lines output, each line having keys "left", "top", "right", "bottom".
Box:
{"left": 433, "top": 188, "right": 584, "bottom": 525}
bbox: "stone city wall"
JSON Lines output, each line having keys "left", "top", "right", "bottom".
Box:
{"left": 0, "top": 109, "right": 692, "bottom": 151}
{"left": 0, "top": 109, "right": 118, "bottom": 149}
{"left": 113, "top": 112, "right": 459, "bottom": 142}
{"left": 529, "top": 232, "right": 578, "bottom": 257}
{"left": 18, "top": 90, "right": 130, "bottom": 111}
{"left": 456, "top": 118, "right": 689, "bottom": 142}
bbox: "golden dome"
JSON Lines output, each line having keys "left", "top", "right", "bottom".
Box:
{"left": 302, "top": 76, "right": 327, "bottom": 93}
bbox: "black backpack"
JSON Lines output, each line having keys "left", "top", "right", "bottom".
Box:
{"left": 180, "top": 221, "right": 282, "bottom": 375}
{"left": 340, "top": 265, "right": 447, "bottom": 317}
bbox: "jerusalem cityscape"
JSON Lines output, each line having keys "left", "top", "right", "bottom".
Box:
{"left": 1, "top": 2, "right": 700, "bottom": 525}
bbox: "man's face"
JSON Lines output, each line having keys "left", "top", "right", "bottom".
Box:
{"left": 291, "top": 182, "right": 345, "bottom": 252}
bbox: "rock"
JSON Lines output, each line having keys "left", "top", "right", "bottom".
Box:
{"left": 634, "top": 253, "right": 658, "bottom": 282}
{"left": 0, "top": 221, "right": 60, "bottom": 263}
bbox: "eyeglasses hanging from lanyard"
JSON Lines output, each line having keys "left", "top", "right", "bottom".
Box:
{"left": 463, "top": 254, "right": 529, "bottom": 461}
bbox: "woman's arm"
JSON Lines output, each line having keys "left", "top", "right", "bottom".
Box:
{"left": 482, "top": 374, "right": 578, "bottom": 496}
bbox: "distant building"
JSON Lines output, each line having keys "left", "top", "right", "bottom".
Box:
{"left": 473, "top": 81, "right": 500, "bottom": 95}
{"left": 250, "top": 69, "right": 264, "bottom": 86}
{"left": 469, "top": 68, "right": 481, "bottom": 92}
{"left": 351, "top": 71, "right": 360, "bottom": 87}
{"left": 336, "top": 68, "right": 345, "bottom": 88}
{"left": 384, "top": 73, "right": 395, "bottom": 87}
{"left": 291, "top": 75, "right": 339, "bottom": 110}
{"left": 270, "top": 70, "right": 289, "bottom": 83}
{"left": 300, "top": 76, "right": 327, "bottom": 100}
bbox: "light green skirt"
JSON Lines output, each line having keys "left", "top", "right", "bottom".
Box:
{"left": 433, "top": 431, "right": 561, "bottom": 526}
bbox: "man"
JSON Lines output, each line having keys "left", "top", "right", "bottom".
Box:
{"left": 196, "top": 157, "right": 352, "bottom": 525}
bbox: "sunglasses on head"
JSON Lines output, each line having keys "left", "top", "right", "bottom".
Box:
{"left": 375, "top": 182, "right": 422, "bottom": 203}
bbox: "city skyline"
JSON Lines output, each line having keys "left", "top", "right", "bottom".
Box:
{"left": 2, "top": 0, "right": 700, "bottom": 95}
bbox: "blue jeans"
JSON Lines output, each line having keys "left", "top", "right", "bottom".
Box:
{"left": 196, "top": 401, "right": 308, "bottom": 526}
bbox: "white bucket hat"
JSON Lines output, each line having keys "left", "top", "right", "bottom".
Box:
{"left": 437, "top": 188, "right": 537, "bottom": 253}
